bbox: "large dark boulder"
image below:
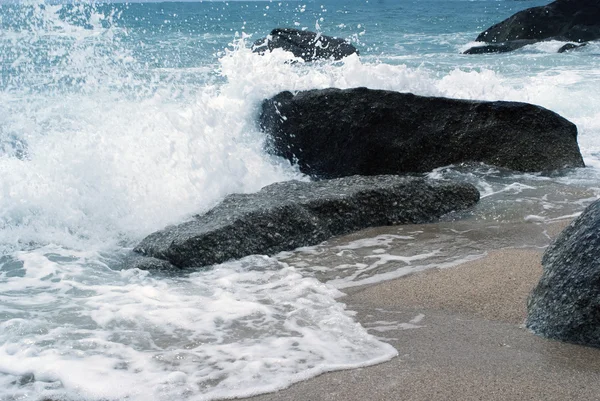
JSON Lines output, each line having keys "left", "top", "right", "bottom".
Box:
{"left": 252, "top": 28, "right": 358, "bottom": 61}
{"left": 259, "top": 88, "right": 584, "bottom": 178}
{"left": 465, "top": 0, "right": 600, "bottom": 54}
{"left": 527, "top": 199, "right": 600, "bottom": 347}
{"left": 134, "top": 176, "right": 479, "bottom": 269}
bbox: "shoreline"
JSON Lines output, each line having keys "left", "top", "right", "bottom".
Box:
{"left": 242, "top": 221, "right": 600, "bottom": 401}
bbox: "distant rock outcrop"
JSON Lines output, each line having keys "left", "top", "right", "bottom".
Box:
{"left": 252, "top": 28, "right": 358, "bottom": 61}
{"left": 464, "top": 0, "right": 600, "bottom": 54}
{"left": 527, "top": 199, "right": 600, "bottom": 348}
{"left": 134, "top": 176, "right": 479, "bottom": 269}
{"left": 259, "top": 88, "right": 584, "bottom": 178}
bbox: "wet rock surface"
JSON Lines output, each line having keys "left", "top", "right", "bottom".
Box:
{"left": 252, "top": 28, "right": 358, "bottom": 61}
{"left": 134, "top": 175, "right": 480, "bottom": 269}
{"left": 527, "top": 199, "right": 600, "bottom": 348}
{"left": 259, "top": 88, "right": 584, "bottom": 178}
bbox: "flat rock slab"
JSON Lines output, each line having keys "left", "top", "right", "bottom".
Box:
{"left": 259, "top": 88, "right": 584, "bottom": 178}
{"left": 134, "top": 176, "right": 479, "bottom": 269}
{"left": 527, "top": 199, "right": 600, "bottom": 347}
{"left": 252, "top": 28, "right": 358, "bottom": 61}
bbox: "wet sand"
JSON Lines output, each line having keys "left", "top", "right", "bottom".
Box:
{"left": 242, "top": 221, "right": 600, "bottom": 401}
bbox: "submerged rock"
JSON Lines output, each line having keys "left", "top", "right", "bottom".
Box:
{"left": 527, "top": 199, "right": 600, "bottom": 347}
{"left": 252, "top": 28, "right": 358, "bottom": 61}
{"left": 463, "top": 39, "right": 538, "bottom": 54}
{"left": 465, "top": 0, "right": 600, "bottom": 54}
{"left": 259, "top": 88, "right": 584, "bottom": 178}
{"left": 134, "top": 176, "right": 479, "bottom": 269}
{"left": 557, "top": 42, "right": 588, "bottom": 53}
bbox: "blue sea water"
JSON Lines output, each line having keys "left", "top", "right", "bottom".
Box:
{"left": 1, "top": 1, "right": 600, "bottom": 400}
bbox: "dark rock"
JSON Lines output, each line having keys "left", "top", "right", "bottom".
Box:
{"left": 463, "top": 39, "right": 538, "bottom": 54}
{"left": 259, "top": 88, "right": 584, "bottom": 178}
{"left": 465, "top": 0, "right": 600, "bottom": 54}
{"left": 476, "top": 0, "right": 600, "bottom": 43}
{"left": 252, "top": 28, "right": 358, "bottom": 61}
{"left": 557, "top": 42, "right": 588, "bottom": 52}
{"left": 527, "top": 199, "right": 600, "bottom": 347}
{"left": 134, "top": 176, "right": 480, "bottom": 269}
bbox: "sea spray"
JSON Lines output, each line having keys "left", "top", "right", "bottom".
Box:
{"left": 2, "top": 0, "right": 600, "bottom": 399}
{"left": 0, "top": 3, "right": 399, "bottom": 400}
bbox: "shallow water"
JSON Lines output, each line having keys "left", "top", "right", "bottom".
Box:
{"left": 1, "top": 0, "right": 600, "bottom": 399}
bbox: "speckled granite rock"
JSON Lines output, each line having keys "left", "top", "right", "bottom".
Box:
{"left": 527, "top": 198, "right": 600, "bottom": 347}
{"left": 134, "top": 175, "right": 479, "bottom": 269}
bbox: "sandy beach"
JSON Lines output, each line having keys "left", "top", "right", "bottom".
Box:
{"left": 242, "top": 221, "right": 600, "bottom": 401}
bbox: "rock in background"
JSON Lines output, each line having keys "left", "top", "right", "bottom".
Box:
{"left": 464, "top": 0, "right": 600, "bottom": 54}
{"left": 260, "top": 88, "right": 584, "bottom": 178}
{"left": 134, "top": 175, "right": 479, "bottom": 269}
{"left": 252, "top": 28, "right": 358, "bottom": 61}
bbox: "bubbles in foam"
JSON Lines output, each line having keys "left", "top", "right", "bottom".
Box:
{"left": 0, "top": 253, "right": 396, "bottom": 401}
{"left": 4, "top": 3, "right": 599, "bottom": 256}
{"left": 3, "top": 0, "right": 600, "bottom": 399}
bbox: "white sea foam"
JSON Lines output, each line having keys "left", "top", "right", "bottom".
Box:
{"left": 3, "top": 1, "right": 600, "bottom": 400}
{"left": 0, "top": 6, "right": 401, "bottom": 401}
{"left": 0, "top": 254, "right": 397, "bottom": 401}
{"left": 334, "top": 234, "right": 415, "bottom": 251}
{"left": 329, "top": 254, "right": 488, "bottom": 289}
{"left": 365, "top": 314, "right": 426, "bottom": 333}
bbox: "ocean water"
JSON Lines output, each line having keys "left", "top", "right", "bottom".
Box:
{"left": 1, "top": 0, "right": 600, "bottom": 399}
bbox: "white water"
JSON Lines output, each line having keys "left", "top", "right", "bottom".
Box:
{"left": 3, "top": 3, "right": 600, "bottom": 400}
{"left": 0, "top": 253, "right": 396, "bottom": 400}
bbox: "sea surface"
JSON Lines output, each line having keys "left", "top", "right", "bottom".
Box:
{"left": 1, "top": 0, "right": 600, "bottom": 400}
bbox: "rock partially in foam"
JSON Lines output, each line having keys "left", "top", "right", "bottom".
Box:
{"left": 133, "top": 176, "right": 479, "bottom": 269}
{"left": 259, "top": 88, "right": 585, "bottom": 178}
{"left": 557, "top": 42, "right": 588, "bottom": 53}
{"left": 527, "top": 199, "right": 600, "bottom": 347}
{"left": 463, "top": 39, "right": 538, "bottom": 54}
{"left": 465, "top": 0, "right": 600, "bottom": 54}
{"left": 252, "top": 28, "right": 358, "bottom": 61}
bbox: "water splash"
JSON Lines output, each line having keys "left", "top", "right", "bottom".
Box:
{"left": 2, "top": 1, "right": 600, "bottom": 400}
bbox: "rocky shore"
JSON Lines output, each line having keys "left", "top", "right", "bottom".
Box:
{"left": 238, "top": 220, "right": 600, "bottom": 401}
{"left": 131, "top": 8, "right": 600, "bottom": 397}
